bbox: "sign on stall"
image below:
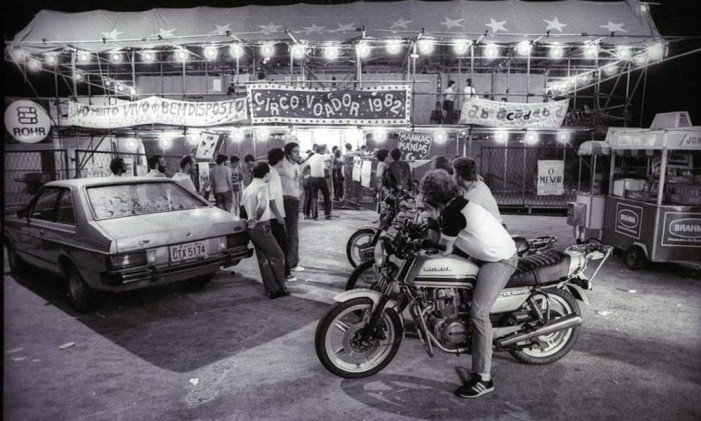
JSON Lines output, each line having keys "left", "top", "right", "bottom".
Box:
{"left": 537, "top": 160, "right": 564, "bottom": 196}
{"left": 361, "top": 159, "right": 373, "bottom": 188}
{"left": 195, "top": 132, "right": 220, "bottom": 161}
{"left": 67, "top": 96, "right": 247, "bottom": 128}
{"left": 4, "top": 100, "right": 52, "bottom": 143}
{"left": 661, "top": 212, "right": 701, "bottom": 247}
{"left": 248, "top": 85, "right": 411, "bottom": 125}
{"left": 397, "top": 131, "right": 432, "bottom": 161}
{"left": 459, "top": 97, "right": 569, "bottom": 128}
{"left": 352, "top": 157, "right": 363, "bottom": 182}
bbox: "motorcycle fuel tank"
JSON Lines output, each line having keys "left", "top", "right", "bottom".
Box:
{"left": 407, "top": 254, "right": 479, "bottom": 288}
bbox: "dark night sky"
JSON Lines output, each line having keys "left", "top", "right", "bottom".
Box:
{"left": 3, "top": 0, "right": 701, "bottom": 126}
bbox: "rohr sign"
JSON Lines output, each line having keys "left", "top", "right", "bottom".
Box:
{"left": 4, "top": 100, "right": 51, "bottom": 143}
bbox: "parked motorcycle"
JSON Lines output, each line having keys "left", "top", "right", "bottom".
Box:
{"left": 315, "top": 215, "right": 613, "bottom": 378}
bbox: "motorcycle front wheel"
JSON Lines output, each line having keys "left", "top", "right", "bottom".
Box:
{"left": 346, "top": 228, "right": 377, "bottom": 268}
{"left": 509, "top": 288, "right": 581, "bottom": 365}
{"left": 345, "top": 259, "right": 381, "bottom": 291}
{"left": 315, "top": 297, "right": 403, "bottom": 378}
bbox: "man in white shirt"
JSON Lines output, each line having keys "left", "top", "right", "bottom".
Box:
{"left": 276, "top": 142, "right": 306, "bottom": 273}
{"left": 464, "top": 78, "right": 477, "bottom": 99}
{"left": 443, "top": 80, "right": 456, "bottom": 124}
{"left": 307, "top": 144, "right": 332, "bottom": 219}
{"left": 172, "top": 155, "right": 197, "bottom": 194}
{"left": 268, "top": 148, "right": 296, "bottom": 282}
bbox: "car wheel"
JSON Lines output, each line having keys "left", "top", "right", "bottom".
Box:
{"left": 624, "top": 245, "right": 646, "bottom": 270}
{"left": 6, "top": 244, "right": 28, "bottom": 275}
{"left": 66, "top": 265, "right": 97, "bottom": 313}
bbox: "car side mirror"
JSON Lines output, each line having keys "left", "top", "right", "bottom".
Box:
{"left": 17, "top": 208, "right": 29, "bottom": 219}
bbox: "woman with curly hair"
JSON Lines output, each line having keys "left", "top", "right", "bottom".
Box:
{"left": 419, "top": 169, "right": 518, "bottom": 399}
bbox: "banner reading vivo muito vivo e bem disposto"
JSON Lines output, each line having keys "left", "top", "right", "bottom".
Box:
{"left": 67, "top": 96, "right": 248, "bottom": 128}
{"left": 247, "top": 85, "right": 412, "bottom": 125}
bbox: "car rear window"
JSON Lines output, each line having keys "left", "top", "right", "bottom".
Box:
{"left": 87, "top": 182, "right": 208, "bottom": 220}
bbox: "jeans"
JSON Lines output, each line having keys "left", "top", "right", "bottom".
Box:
{"left": 270, "top": 218, "right": 291, "bottom": 277}
{"left": 214, "top": 191, "right": 232, "bottom": 212}
{"left": 283, "top": 197, "right": 300, "bottom": 268}
{"left": 310, "top": 177, "right": 331, "bottom": 219}
{"left": 470, "top": 252, "right": 519, "bottom": 375}
{"left": 302, "top": 178, "right": 312, "bottom": 217}
{"left": 248, "top": 222, "right": 286, "bottom": 295}
{"left": 444, "top": 100, "right": 455, "bottom": 124}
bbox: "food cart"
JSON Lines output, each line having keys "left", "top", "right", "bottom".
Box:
{"left": 567, "top": 141, "right": 610, "bottom": 243}
{"left": 602, "top": 112, "right": 701, "bottom": 269}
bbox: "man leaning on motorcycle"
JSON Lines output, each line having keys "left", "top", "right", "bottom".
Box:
{"left": 419, "top": 169, "right": 518, "bottom": 399}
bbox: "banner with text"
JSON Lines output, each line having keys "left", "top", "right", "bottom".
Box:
{"left": 459, "top": 97, "right": 569, "bottom": 128}
{"left": 537, "top": 160, "right": 565, "bottom": 195}
{"left": 396, "top": 131, "right": 433, "bottom": 161}
{"left": 248, "top": 85, "right": 411, "bottom": 125}
{"left": 67, "top": 96, "right": 247, "bottom": 128}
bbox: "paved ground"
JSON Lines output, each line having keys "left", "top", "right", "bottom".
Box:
{"left": 3, "top": 210, "right": 701, "bottom": 420}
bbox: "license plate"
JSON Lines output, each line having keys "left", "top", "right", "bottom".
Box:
{"left": 170, "top": 241, "right": 207, "bottom": 262}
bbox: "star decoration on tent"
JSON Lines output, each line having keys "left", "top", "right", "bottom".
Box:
{"left": 486, "top": 18, "right": 508, "bottom": 33}
{"left": 100, "top": 28, "right": 123, "bottom": 40}
{"left": 156, "top": 28, "right": 175, "bottom": 38}
{"left": 211, "top": 24, "right": 231, "bottom": 35}
{"left": 334, "top": 22, "right": 356, "bottom": 32}
{"left": 441, "top": 17, "right": 464, "bottom": 29}
{"left": 599, "top": 21, "right": 628, "bottom": 33}
{"left": 303, "top": 24, "right": 327, "bottom": 34}
{"left": 544, "top": 17, "right": 567, "bottom": 32}
{"left": 390, "top": 18, "right": 412, "bottom": 29}
{"left": 259, "top": 23, "right": 282, "bottom": 35}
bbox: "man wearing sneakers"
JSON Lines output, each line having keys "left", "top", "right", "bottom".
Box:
{"left": 419, "top": 169, "right": 518, "bottom": 399}
{"left": 276, "top": 142, "right": 306, "bottom": 275}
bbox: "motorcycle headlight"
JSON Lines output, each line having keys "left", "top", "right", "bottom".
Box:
{"left": 373, "top": 241, "right": 386, "bottom": 266}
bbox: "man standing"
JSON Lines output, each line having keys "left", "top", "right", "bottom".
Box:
{"left": 307, "top": 144, "right": 332, "bottom": 220}
{"left": 230, "top": 155, "right": 243, "bottom": 216}
{"left": 173, "top": 155, "right": 197, "bottom": 194}
{"left": 267, "top": 148, "right": 295, "bottom": 282}
{"left": 276, "top": 142, "right": 305, "bottom": 273}
{"left": 146, "top": 155, "right": 167, "bottom": 177}
{"left": 385, "top": 148, "right": 414, "bottom": 194}
{"left": 210, "top": 154, "right": 233, "bottom": 212}
{"left": 464, "top": 78, "right": 477, "bottom": 99}
{"left": 242, "top": 154, "right": 256, "bottom": 188}
{"left": 443, "top": 80, "right": 456, "bottom": 124}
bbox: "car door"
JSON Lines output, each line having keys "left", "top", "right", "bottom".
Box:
{"left": 23, "top": 187, "right": 62, "bottom": 273}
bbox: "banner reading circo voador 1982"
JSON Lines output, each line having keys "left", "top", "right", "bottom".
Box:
{"left": 248, "top": 84, "right": 411, "bottom": 125}
{"left": 459, "top": 97, "right": 569, "bottom": 128}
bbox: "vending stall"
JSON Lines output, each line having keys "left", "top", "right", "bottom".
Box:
{"left": 602, "top": 112, "right": 701, "bottom": 269}
{"left": 567, "top": 140, "right": 610, "bottom": 242}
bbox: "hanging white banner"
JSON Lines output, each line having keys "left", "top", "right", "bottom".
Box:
{"left": 537, "top": 160, "right": 565, "bottom": 196}
{"left": 459, "top": 97, "right": 569, "bottom": 128}
{"left": 67, "top": 96, "right": 247, "bottom": 128}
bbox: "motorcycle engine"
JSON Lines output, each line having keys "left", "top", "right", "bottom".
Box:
{"left": 423, "top": 288, "right": 471, "bottom": 347}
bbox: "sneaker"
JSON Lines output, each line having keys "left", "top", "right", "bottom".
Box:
{"left": 269, "top": 289, "right": 291, "bottom": 299}
{"left": 454, "top": 374, "right": 494, "bottom": 399}
{"left": 291, "top": 265, "right": 305, "bottom": 272}
{"left": 286, "top": 275, "right": 298, "bottom": 282}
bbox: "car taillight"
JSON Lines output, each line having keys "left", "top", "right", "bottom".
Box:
{"left": 109, "top": 252, "right": 148, "bottom": 270}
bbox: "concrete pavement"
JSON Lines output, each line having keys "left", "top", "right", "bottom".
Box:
{"left": 3, "top": 210, "right": 701, "bottom": 420}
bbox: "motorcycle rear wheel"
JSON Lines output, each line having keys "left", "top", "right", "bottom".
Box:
{"left": 315, "top": 297, "right": 403, "bottom": 378}
{"left": 509, "top": 289, "right": 581, "bottom": 365}
{"left": 346, "top": 228, "right": 377, "bottom": 268}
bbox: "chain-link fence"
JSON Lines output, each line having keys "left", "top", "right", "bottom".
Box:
{"left": 4, "top": 149, "right": 70, "bottom": 214}
{"left": 481, "top": 146, "right": 578, "bottom": 210}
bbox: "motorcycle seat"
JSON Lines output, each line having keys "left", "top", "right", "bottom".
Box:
{"left": 506, "top": 250, "right": 570, "bottom": 288}
{"left": 512, "top": 236, "right": 529, "bottom": 256}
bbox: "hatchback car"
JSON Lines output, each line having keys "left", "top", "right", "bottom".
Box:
{"left": 3, "top": 177, "right": 252, "bottom": 312}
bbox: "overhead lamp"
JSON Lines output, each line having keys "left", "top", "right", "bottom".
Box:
{"left": 356, "top": 42, "right": 371, "bottom": 59}
{"left": 291, "top": 44, "right": 306, "bottom": 60}
{"left": 10, "top": 48, "right": 27, "bottom": 62}
{"left": 324, "top": 44, "right": 340, "bottom": 60}
{"left": 484, "top": 44, "right": 499, "bottom": 58}
{"left": 229, "top": 44, "right": 245, "bottom": 59}
{"left": 578, "top": 73, "right": 592, "bottom": 85}
{"left": 633, "top": 53, "right": 649, "bottom": 67}
{"left": 386, "top": 39, "right": 402, "bottom": 55}
{"left": 525, "top": 132, "right": 539, "bottom": 145}
{"left": 434, "top": 131, "right": 448, "bottom": 143}
{"left": 73, "top": 71, "right": 84, "bottom": 81}
{"left": 495, "top": 131, "right": 508, "bottom": 143}
{"left": 453, "top": 40, "right": 471, "bottom": 55}
{"left": 516, "top": 40, "right": 532, "bottom": 56}
{"left": 230, "top": 127, "right": 245, "bottom": 142}
{"left": 77, "top": 51, "right": 91, "bottom": 64}
{"left": 110, "top": 52, "right": 123, "bottom": 63}
{"left": 126, "top": 138, "right": 138, "bottom": 151}
{"left": 260, "top": 43, "right": 275, "bottom": 58}
{"left": 557, "top": 131, "right": 571, "bottom": 143}
{"left": 116, "top": 84, "right": 126, "bottom": 93}
{"left": 417, "top": 39, "right": 435, "bottom": 55}
{"left": 129, "top": 87, "right": 136, "bottom": 96}
{"left": 141, "top": 51, "right": 156, "bottom": 63}
{"left": 27, "top": 58, "right": 42, "bottom": 72}
{"left": 204, "top": 46, "right": 218, "bottom": 60}
{"left": 640, "top": 3, "right": 649, "bottom": 13}
{"left": 647, "top": 42, "right": 665, "bottom": 61}
{"left": 583, "top": 43, "right": 598, "bottom": 59}
{"left": 45, "top": 53, "right": 58, "bottom": 66}
{"left": 373, "top": 128, "right": 388, "bottom": 142}
{"left": 160, "top": 137, "right": 172, "bottom": 149}
{"left": 256, "top": 128, "right": 270, "bottom": 140}
{"left": 175, "top": 49, "right": 189, "bottom": 62}
{"left": 616, "top": 45, "right": 632, "bottom": 60}
{"left": 603, "top": 63, "right": 618, "bottom": 76}
{"left": 549, "top": 44, "right": 565, "bottom": 59}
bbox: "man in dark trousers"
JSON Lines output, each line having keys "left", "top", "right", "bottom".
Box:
{"left": 385, "top": 148, "right": 414, "bottom": 194}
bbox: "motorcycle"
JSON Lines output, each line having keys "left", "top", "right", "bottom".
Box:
{"left": 346, "top": 193, "right": 556, "bottom": 269}
{"left": 315, "top": 215, "right": 613, "bottom": 378}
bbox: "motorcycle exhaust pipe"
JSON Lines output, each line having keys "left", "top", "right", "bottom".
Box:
{"left": 496, "top": 314, "right": 582, "bottom": 348}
